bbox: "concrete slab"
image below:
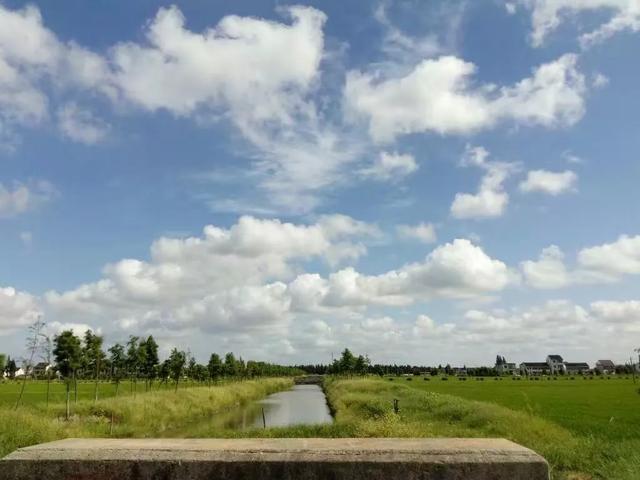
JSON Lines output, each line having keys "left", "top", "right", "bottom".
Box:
{"left": 0, "top": 438, "right": 549, "bottom": 479}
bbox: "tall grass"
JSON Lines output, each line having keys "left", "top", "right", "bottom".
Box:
{"left": 0, "top": 377, "right": 292, "bottom": 457}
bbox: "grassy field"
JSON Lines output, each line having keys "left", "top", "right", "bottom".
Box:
{"left": 400, "top": 376, "right": 640, "bottom": 440}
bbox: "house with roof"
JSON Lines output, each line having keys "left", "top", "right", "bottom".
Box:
{"left": 519, "top": 362, "right": 549, "bottom": 376}
{"left": 564, "top": 362, "right": 590, "bottom": 374}
{"left": 520, "top": 354, "right": 590, "bottom": 376}
{"left": 546, "top": 355, "right": 564, "bottom": 374}
{"left": 495, "top": 355, "right": 517, "bottom": 375}
{"left": 595, "top": 360, "right": 616, "bottom": 374}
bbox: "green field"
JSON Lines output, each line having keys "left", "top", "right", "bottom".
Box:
{"left": 400, "top": 376, "right": 640, "bottom": 441}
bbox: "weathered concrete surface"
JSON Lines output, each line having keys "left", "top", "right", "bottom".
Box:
{"left": 0, "top": 438, "right": 549, "bottom": 480}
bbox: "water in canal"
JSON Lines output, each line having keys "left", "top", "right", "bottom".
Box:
{"left": 211, "top": 384, "right": 333, "bottom": 430}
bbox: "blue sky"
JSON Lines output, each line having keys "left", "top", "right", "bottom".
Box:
{"left": 1, "top": 0, "right": 639, "bottom": 366}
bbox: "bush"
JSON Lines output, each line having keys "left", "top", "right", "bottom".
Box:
{"left": 423, "top": 377, "right": 430, "bottom": 381}
{"left": 441, "top": 377, "right": 448, "bottom": 381}
{"left": 406, "top": 377, "right": 412, "bottom": 381}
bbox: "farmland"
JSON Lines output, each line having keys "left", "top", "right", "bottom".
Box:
{"left": 401, "top": 375, "right": 640, "bottom": 440}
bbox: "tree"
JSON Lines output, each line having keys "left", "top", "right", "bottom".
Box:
{"left": 168, "top": 348, "right": 186, "bottom": 392}
{"left": 354, "top": 355, "right": 370, "bottom": 375}
{"left": 15, "top": 317, "right": 46, "bottom": 410}
{"left": 53, "top": 330, "right": 82, "bottom": 420}
{"left": 5, "top": 357, "right": 17, "bottom": 379}
{"left": 126, "top": 336, "right": 144, "bottom": 396}
{"left": 339, "top": 348, "right": 356, "bottom": 375}
{"left": 142, "top": 336, "right": 159, "bottom": 389}
{"left": 207, "top": 353, "right": 223, "bottom": 384}
{"left": 108, "top": 343, "right": 126, "bottom": 396}
{"left": 224, "top": 352, "right": 238, "bottom": 377}
{"left": 0, "top": 354, "right": 6, "bottom": 378}
{"left": 83, "top": 330, "right": 105, "bottom": 402}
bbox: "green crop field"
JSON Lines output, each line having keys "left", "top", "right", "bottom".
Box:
{"left": 398, "top": 376, "right": 640, "bottom": 441}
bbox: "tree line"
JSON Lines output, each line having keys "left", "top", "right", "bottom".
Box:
{"left": 2, "top": 320, "right": 302, "bottom": 418}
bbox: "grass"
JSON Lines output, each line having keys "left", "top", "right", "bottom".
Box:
{"left": 0, "top": 379, "right": 222, "bottom": 407}
{"left": 400, "top": 375, "right": 640, "bottom": 441}
{"left": 0, "top": 377, "right": 293, "bottom": 458}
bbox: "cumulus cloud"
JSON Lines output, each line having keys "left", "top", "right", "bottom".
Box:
{"left": 0, "top": 286, "right": 41, "bottom": 335}
{"left": 0, "top": 180, "right": 58, "bottom": 218}
{"left": 522, "top": 235, "right": 640, "bottom": 289}
{"left": 590, "top": 300, "right": 640, "bottom": 329}
{"left": 519, "top": 169, "right": 578, "bottom": 195}
{"left": 520, "top": 0, "right": 640, "bottom": 48}
{"left": 577, "top": 234, "right": 640, "bottom": 280}
{"left": 360, "top": 151, "right": 418, "bottom": 181}
{"left": 396, "top": 222, "right": 437, "bottom": 244}
{"left": 345, "top": 54, "right": 586, "bottom": 143}
{"left": 521, "top": 245, "right": 570, "bottom": 289}
{"left": 450, "top": 146, "right": 516, "bottom": 219}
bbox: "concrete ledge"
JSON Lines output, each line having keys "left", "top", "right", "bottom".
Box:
{"left": 0, "top": 438, "right": 549, "bottom": 479}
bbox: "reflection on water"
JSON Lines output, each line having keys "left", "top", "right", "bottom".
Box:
{"left": 212, "top": 384, "right": 333, "bottom": 430}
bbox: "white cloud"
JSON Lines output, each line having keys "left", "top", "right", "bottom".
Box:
{"left": 520, "top": 0, "right": 640, "bottom": 48}
{"left": 0, "top": 4, "right": 111, "bottom": 146}
{"left": 57, "top": 103, "right": 109, "bottom": 144}
{"left": 519, "top": 169, "right": 578, "bottom": 195}
{"left": 345, "top": 54, "right": 586, "bottom": 143}
{"left": 522, "top": 235, "right": 640, "bottom": 290}
{"left": 0, "top": 180, "right": 58, "bottom": 218}
{"left": 397, "top": 222, "right": 437, "bottom": 243}
{"left": 361, "top": 151, "right": 418, "bottom": 181}
{"left": 577, "top": 234, "right": 640, "bottom": 279}
{"left": 451, "top": 146, "right": 516, "bottom": 219}
{"left": 521, "top": 245, "right": 570, "bottom": 289}
{"left": 590, "top": 300, "right": 640, "bottom": 328}
{"left": 44, "top": 215, "right": 379, "bottom": 333}
{"left": 0, "top": 286, "right": 41, "bottom": 335}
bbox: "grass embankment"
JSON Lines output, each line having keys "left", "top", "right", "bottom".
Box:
{"left": 0, "top": 377, "right": 292, "bottom": 458}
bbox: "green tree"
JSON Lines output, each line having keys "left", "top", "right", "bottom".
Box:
{"left": 168, "top": 348, "right": 186, "bottom": 392}
{"left": 83, "top": 330, "right": 105, "bottom": 402}
{"left": 0, "top": 354, "right": 6, "bottom": 378}
{"left": 224, "top": 352, "right": 238, "bottom": 377}
{"left": 53, "top": 330, "right": 82, "bottom": 420}
{"left": 126, "top": 336, "right": 145, "bottom": 396}
{"left": 354, "top": 355, "right": 370, "bottom": 375}
{"left": 108, "top": 343, "right": 126, "bottom": 396}
{"left": 5, "top": 357, "right": 17, "bottom": 379}
{"left": 339, "top": 348, "right": 356, "bottom": 375}
{"left": 207, "top": 353, "right": 223, "bottom": 383}
{"left": 142, "top": 335, "right": 159, "bottom": 389}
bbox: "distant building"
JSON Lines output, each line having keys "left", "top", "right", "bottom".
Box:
{"left": 519, "top": 362, "right": 549, "bottom": 376}
{"left": 520, "top": 355, "right": 590, "bottom": 376}
{"left": 32, "top": 362, "right": 53, "bottom": 378}
{"left": 546, "top": 355, "right": 564, "bottom": 374}
{"left": 595, "top": 360, "right": 616, "bottom": 374}
{"left": 495, "top": 355, "right": 517, "bottom": 375}
{"left": 564, "top": 362, "right": 590, "bottom": 374}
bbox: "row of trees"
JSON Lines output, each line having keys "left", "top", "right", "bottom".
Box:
{"left": 4, "top": 320, "right": 302, "bottom": 418}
